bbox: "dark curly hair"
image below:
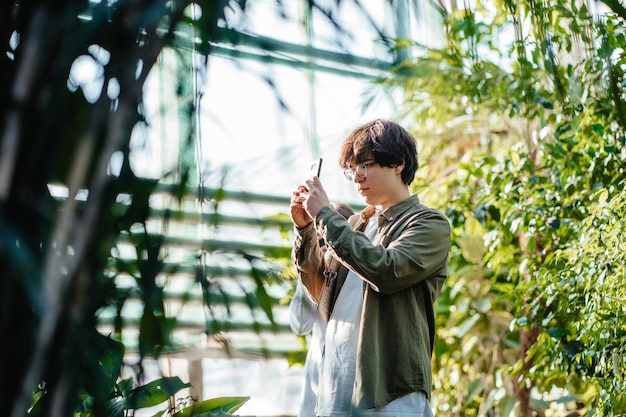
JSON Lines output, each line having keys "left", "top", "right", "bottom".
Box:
{"left": 338, "top": 119, "right": 418, "bottom": 185}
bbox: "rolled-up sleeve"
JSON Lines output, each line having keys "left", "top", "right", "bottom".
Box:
{"left": 292, "top": 222, "right": 326, "bottom": 302}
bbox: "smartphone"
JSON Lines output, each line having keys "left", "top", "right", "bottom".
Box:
{"left": 310, "top": 157, "right": 323, "bottom": 178}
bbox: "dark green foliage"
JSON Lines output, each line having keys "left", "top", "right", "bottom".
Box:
{"left": 0, "top": 1, "right": 239, "bottom": 416}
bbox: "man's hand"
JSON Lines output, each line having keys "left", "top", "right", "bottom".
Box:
{"left": 302, "top": 176, "right": 330, "bottom": 217}
{"left": 290, "top": 186, "right": 313, "bottom": 228}
{"left": 289, "top": 176, "right": 330, "bottom": 228}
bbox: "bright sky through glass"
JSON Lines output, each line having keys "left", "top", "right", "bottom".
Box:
{"left": 193, "top": 0, "right": 398, "bottom": 205}
{"left": 197, "top": 54, "right": 396, "bottom": 205}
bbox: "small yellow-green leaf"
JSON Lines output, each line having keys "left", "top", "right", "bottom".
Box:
{"left": 458, "top": 236, "right": 485, "bottom": 264}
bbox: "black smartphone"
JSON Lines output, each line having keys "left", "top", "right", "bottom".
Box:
{"left": 310, "top": 157, "right": 323, "bottom": 177}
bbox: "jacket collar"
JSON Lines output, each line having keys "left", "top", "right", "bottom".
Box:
{"left": 356, "top": 194, "right": 420, "bottom": 229}
{"left": 378, "top": 194, "right": 420, "bottom": 226}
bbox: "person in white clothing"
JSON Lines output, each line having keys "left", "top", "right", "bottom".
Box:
{"left": 290, "top": 203, "right": 354, "bottom": 417}
{"left": 289, "top": 282, "right": 327, "bottom": 417}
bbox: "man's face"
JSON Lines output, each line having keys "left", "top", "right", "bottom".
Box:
{"left": 346, "top": 156, "right": 405, "bottom": 210}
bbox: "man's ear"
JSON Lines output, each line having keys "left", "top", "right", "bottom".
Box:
{"left": 395, "top": 161, "right": 405, "bottom": 175}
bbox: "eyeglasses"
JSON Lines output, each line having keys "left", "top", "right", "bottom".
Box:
{"left": 343, "top": 161, "right": 377, "bottom": 181}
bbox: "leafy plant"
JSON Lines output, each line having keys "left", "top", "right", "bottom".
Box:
{"left": 0, "top": 1, "right": 252, "bottom": 416}
{"left": 377, "top": 0, "right": 626, "bottom": 415}
{"left": 28, "top": 333, "right": 249, "bottom": 417}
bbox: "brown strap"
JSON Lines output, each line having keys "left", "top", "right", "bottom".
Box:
{"left": 317, "top": 257, "right": 349, "bottom": 322}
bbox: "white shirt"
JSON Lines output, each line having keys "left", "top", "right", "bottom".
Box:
{"left": 316, "top": 216, "right": 376, "bottom": 417}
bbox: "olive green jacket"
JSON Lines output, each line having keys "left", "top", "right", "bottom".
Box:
{"left": 292, "top": 194, "right": 451, "bottom": 410}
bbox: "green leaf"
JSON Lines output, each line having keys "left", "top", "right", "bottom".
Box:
{"left": 548, "top": 217, "right": 560, "bottom": 229}
{"left": 465, "top": 216, "right": 487, "bottom": 236}
{"left": 547, "top": 327, "right": 568, "bottom": 339}
{"left": 471, "top": 297, "right": 491, "bottom": 313}
{"left": 464, "top": 378, "right": 483, "bottom": 405}
{"left": 174, "top": 396, "right": 250, "bottom": 417}
{"left": 498, "top": 395, "right": 517, "bottom": 417}
{"left": 454, "top": 314, "right": 480, "bottom": 338}
{"left": 530, "top": 396, "right": 551, "bottom": 410}
{"left": 117, "top": 378, "right": 135, "bottom": 397}
{"left": 458, "top": 236, "right": 484, "bottom": 264}
{"left": 604, "top": 145, "right": 616, "bottom": 153}
{"left": 592, "top": 123, "right": 604, "bottom": 137}
{"left": 129, "top": 377, "right": 191, "bottom": 409}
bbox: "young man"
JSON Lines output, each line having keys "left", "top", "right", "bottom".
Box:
{"left": 289, "top": 119, "right": 451, "bottom": 417}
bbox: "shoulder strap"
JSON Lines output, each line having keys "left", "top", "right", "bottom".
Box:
{"left": 317, "top": 257, "right": 349, "bottom": 322}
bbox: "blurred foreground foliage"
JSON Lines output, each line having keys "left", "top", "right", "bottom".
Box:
{"left": 0, "top": 0, "right": 266, "bottom": 416}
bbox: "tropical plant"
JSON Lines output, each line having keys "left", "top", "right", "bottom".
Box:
{"left": 0, "top": 1, "right": 260, "bottom": 416}
{"left": 27, "top": 334, "right": 250, "bottom": 417}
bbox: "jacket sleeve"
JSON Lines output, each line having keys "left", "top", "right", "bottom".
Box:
{"left": 291, "top": 221, "right": 326, "bottom": 302}
{"left": 316, "top": 205, "right": 451, "bottom": 294}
